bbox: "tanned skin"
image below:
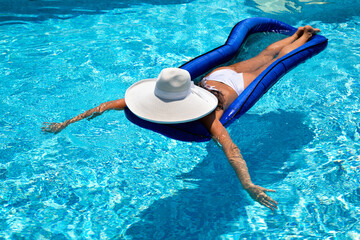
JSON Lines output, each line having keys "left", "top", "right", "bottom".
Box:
{"left": 43, "top": 26, "right": 320, "bottom": 210}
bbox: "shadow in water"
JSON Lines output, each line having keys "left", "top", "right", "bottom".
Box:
{"left": 0, "top": 0, "right": 193, "bottom": 25}
{"left": 126, "top": 110, "right": 314, "bottom": 239}
{"left": 244, "top": 0, "right": 360, "bottom": 24}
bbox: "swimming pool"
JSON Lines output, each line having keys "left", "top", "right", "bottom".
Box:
{"left": 0, "top": 0, "right": 359, "bottom": 239}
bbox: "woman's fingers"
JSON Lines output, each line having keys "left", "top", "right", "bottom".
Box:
{"left": 255, "top": 189, "right": 278, "bottom": 210}
{"left": 268, "top": 197, "right": 278, "bottom": 206}
{"left": 42, "top": 122, "right": 51, "bottom": 128}
{"left": 262, "top": 188, "right": 279, "bottom": 205}
{"left": 41, "top": 123, "right": 51, "bottom": 131}
{"left": 261, "top": 201, "right": 275, "bottom": 211}
{"left": 257, "top": 194, "right": 275, "bottom": 210}
{"left": 261, "top": 187, "right": 276, "bottom": 192}
{"left": 265, "top": 198, "right": 278, "bottom": 209}
{"left": 259, "top": 197, "right": 278, "bottom": 210}
{"left": 41, "top": 122, "right": 63, "bottom": 133}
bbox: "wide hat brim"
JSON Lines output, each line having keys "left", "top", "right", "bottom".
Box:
{"left": 125, "top": 79, "right": 218, "bottom": 124}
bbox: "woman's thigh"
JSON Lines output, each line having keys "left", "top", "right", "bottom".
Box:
{"left": 228, "top": 49, "right": 277, "bottom": 73}
{"left": 243, "top": 72, "right": 258, "bottom": 89}
{"left": 242, "top": 56, "right": 277, "bottom": 89}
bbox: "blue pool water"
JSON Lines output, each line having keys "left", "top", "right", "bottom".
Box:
{"left": 1, "top": 0, "right": 359, "bottom": 239}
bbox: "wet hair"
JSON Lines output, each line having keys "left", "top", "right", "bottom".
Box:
{"left": 197, "top": 82, "right": 225, "bottom": 110}
{"left": 207, "top": 88, "right": 225, "bottom": 110}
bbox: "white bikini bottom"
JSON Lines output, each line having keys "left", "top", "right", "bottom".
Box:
{"left": 201, "top": 69, "right": 244, "bottom": 96}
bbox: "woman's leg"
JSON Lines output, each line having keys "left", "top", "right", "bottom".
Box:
{"left": 227, "top": 27, "right": 304, "bottom": 73}
{"left": 42, "top": 98, "right": 126, "bottom": 133}
{"left": 242, "top": 26, "right": 320, "bottom": 89}
{"left": 277, "top": 26, "right": 319, "bottom": 58}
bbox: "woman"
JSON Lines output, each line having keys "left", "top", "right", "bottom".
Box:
{"left": 42, "top": 26, "right": 320, "bottom": 210}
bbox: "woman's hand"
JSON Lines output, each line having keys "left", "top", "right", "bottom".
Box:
{"left": 41, "top": 122, "right": 66, "bottom": 133}
{"left": 245, "top": 184, "right": 278, "bottom": 211}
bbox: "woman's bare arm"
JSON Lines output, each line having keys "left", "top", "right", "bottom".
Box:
{"left": 201, "top": 113, "right": 278, "bottom": 210}
{"left": 42, "top": 98, "right": 126, "bottom": 133}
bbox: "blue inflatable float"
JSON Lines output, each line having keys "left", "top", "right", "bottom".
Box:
{"left": 125, "top": 17, "right": 328, "bottom": 142}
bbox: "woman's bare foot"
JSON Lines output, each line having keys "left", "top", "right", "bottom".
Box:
{"left": 296, "top": 25, "right": 320, "bottom": 42}
{"left": 293, "top": 26, "right": 305, "bottom": 39}
{"left": 304, "top": 25, "right": 321, "bottom": 35}
{"left": 277, "top": 25, "right": 319, "bottom": 57}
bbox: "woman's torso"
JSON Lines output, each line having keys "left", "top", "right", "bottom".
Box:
{"left": 202, "top": 67, "right": 240, "bottom": 120}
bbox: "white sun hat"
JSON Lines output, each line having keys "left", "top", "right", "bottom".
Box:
{"left": 125, "top": 68, "right": 218, "bottom": 124}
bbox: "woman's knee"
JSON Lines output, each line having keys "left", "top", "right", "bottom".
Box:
{"left": 261, "top": 47, "right": 278, "bottom": 58}
{"left": 251, "top": 49, "right": 277, "bottom": 66}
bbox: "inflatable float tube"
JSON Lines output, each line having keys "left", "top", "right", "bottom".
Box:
{"left": 125, "top": 17, "right": 328, "bottom": 142}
